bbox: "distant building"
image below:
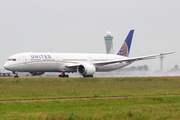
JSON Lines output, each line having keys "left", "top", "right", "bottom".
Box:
{"left": 0, "top": 69, "right": 12, "bottom": 77}
{"left": 104, "top": 31, "right": 114, "bottom": 54}
{"left": 0, "top": 73, "right": 12, "bottom": 77}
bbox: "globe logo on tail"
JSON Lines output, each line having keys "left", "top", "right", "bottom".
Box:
{"left": 117, "top": 42, "right": 129, "bottom": 57}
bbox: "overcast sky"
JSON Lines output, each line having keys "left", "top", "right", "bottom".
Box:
{"left": 0, "top": 0, "right": 180, "bottom": 72}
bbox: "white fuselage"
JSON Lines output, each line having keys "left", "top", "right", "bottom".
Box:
{"left": 4, "top": 52, "right": 133, "bottom": 73}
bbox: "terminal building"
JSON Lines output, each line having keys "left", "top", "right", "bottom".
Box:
{"left": 0, "top": 69, "right": 12, "bottom": 77}
{"left": 0, "top": 73, "right": 12, "bottom": 77}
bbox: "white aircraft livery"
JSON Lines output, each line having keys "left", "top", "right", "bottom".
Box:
{"left": 4, "top": 30, "right": 174, "bottom": 78}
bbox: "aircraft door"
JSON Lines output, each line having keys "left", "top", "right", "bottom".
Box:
{"left": 55, "top": 55, "right": 62, "bottom": 66}
{"left": 55, "top": 56, "right": 58, "bottom": 61}
{"left": 22, "top": 56, "right": 27, "bottom": 62}
{"left": 87, "top": 57, "right": 93, "bottom": 63}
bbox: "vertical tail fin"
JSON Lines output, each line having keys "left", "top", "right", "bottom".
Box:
{"left": 117, "top": 30, "right": 134, "bottom": 57}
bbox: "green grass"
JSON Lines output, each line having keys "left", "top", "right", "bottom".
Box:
{"left": 0, "top": 77, "right": 180, "bottom": 119}
{"left": 0, "top": 97, "right": 180, "bottom": 119}
{"left": 0, "top": 77, "right": 180, "bottom": 100}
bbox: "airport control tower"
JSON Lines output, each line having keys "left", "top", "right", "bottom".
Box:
{"left": 104, "top": 31, "right": 114, "bottom": 54}
{"left": 159, "top": 54, "right": 164, "bottom": 71}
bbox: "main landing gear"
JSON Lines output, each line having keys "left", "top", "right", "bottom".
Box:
{"left": 83, "top": 75, "right": 93, "bottom": 77}
{"left": 13, "top": 71, "right": 19, "bottom": 78}
{"left": 59, "top": 72, "right": 69, "bottom": 78}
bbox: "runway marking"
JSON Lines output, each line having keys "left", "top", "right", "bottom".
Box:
{"left": 0, "top": 95, "right": 180, "bottom": 103}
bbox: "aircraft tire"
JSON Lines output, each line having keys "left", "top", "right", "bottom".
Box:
{"left": 65, "top": 75, "right": 69, "bottom": 77}
{"left": 59, "top": 74, "right": 69, "bottom": 78}
{"left": 83, "top": 75, "right": 93, "bottom": 77}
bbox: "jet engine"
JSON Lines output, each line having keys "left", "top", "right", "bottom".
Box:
{"left": 77, "top": 63, "right": 96, "bottom": 77}
{"left": 29, "top": 72, "right": 45, "bottom": 76}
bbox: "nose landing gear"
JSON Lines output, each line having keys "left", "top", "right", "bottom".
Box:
{"left": 59, "top": 72, "right": 69, "bottom": 78}
{"left": 13, "top": 71, "right": 19, "bottom": 78}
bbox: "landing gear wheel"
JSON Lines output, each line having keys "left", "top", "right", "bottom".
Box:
{"left": 65, "top": 75, "right": 69, "bottom": 77}
{"left": 83, "top": 75, "right": 93, "bottom": 77}
{"left": 14, "top": 76, "right": 19, "bottom": 78}
{"left": 59, "top": 72, "right": 69, "bottom": 78}
{"left": 13, "top": 71, "right": 19, "bottom": 78}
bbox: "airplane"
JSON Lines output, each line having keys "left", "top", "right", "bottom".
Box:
{"left": 4, "top": 30, "right": 174, "bottom": 78}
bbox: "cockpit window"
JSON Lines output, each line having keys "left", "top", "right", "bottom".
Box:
{"left": 8, "top": 58, "right": 16, "bottom": 61}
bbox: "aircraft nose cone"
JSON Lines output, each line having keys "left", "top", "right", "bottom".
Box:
{"left": 4, "top": 62, "right": 9, "bottom": 70}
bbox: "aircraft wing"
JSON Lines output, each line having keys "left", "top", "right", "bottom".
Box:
{"left": 93, "top": 52, "right": 175, "bottom": 66}
{"left": 65, "top": 52, "right": 174, "bottom": 67}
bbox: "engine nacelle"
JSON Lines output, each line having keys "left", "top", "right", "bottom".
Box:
{"left": 77, "top": 63, "right": 96, "bottom": 76}
{"left": 29, "top": 72, "right": 45, "bottom": 76}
